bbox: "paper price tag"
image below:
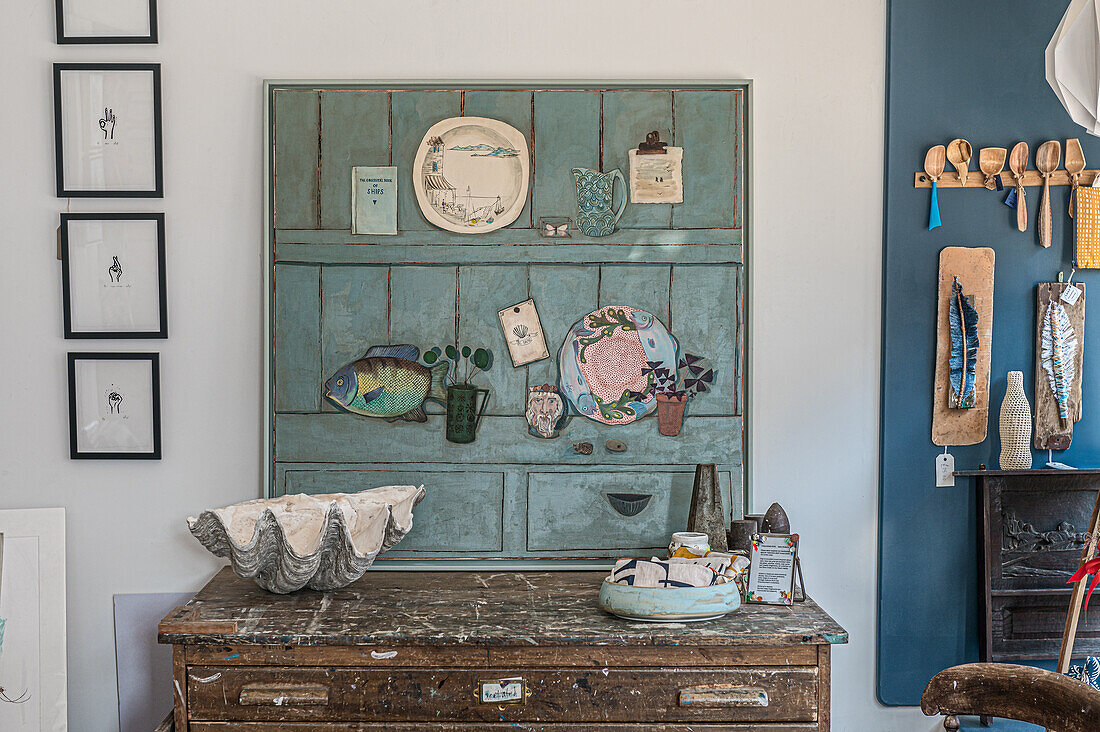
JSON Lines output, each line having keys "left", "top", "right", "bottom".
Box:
{"left": 1061, "top": 284, "right": 1083, "bottom": 306}
{"left": 936, "top": 453, "right": 955, "bottom": 487}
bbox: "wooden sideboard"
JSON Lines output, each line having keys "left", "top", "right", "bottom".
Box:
{"left": 159, "top": 568, "right": 847, "bottom": 730}
{"left": 957, "top": 469, "right": 1100, "bottom": 662}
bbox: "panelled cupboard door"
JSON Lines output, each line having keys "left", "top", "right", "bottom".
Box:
{"left": 269, "top": 84, "right": 747, "bottom": 561}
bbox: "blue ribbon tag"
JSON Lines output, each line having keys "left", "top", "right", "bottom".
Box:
{"left": 995, "top": 173, "right": 1004, "bottom": 191}
{"left": 1004, "top": 187, "right": 1017, "bottom": 208}
{"left": 928, "top": 181, "right": 942, "bottom": 230}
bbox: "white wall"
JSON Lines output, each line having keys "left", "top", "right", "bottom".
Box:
{"left": 0, "top": 1, "right": 932, "bottom": 729}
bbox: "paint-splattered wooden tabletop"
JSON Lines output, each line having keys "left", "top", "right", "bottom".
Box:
{"left": 159, "top": 568, "right": 848, "bottom": 648}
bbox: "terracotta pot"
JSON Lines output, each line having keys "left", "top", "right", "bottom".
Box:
{"left": 656, "top": 394, "right": 687, "bottom": 436}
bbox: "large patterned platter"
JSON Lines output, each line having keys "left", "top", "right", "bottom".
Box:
{"left": 558, "top": 305, "right": 679, "bottom": 425}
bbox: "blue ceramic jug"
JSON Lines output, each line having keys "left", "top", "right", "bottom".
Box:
{"left": 572, "top": 168, "right": 627, "bottom": 237}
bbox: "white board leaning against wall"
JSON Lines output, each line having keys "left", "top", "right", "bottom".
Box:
{"left": 0, "top": 508, "right": 66, "bottom": 732}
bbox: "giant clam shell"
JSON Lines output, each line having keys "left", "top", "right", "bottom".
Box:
{"left": 187, "top": 485, "right": 425, "bottom": 593}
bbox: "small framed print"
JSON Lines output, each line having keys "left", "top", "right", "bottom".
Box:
{"left": 745, "top": 533, "right": 799, "bottom": 605}
{"left": 54, "top": 63, "right": 163, "bottom": 197}
{"left": 61, "top": 213, "right": 167, "bottom": 338}
{"left": 56, "top": 0, "right": 158, "bottom": 44}
{"left": 68, "top": 353, "right": 161, "bottom": 459}
{"left": 498, "top": 299, "right": 549, "bottom": 367}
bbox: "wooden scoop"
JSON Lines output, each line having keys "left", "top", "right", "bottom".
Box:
{"left": 1036, "top": 140, "right": 1061, "bottom": 247}
{"left": 1009, "top": 142, "right": 1029, "bottom": 232}
{"left": 924, "top": 145, "right": 946, "bottom": 230}
{"left": 924, "top": 145, "right": 946, "bottom": 183}
{"left": 1066, "top": 138, "right": 1085, "bottom": 218}
{"left": 979, "top": 147, "right": 1007, "bottom": 190}
{"left": 947, "top": 139, "right": 972, "bottom": 184}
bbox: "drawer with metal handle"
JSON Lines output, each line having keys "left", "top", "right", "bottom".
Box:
{"left": 186, "top": 666, "right": 818, "bottom": 723}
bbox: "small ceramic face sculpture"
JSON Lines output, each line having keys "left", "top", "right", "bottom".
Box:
{"left": 526, "top": 385, "right": 566, "bottom": 439}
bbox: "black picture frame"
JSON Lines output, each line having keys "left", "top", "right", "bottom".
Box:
{"left": 67, "top": 352, "right": 161, "bottom": 460}
{"left": 55, "top": 0, "right": 158, "bottom": 44}
{"left": 60, "top": 212, "right": 168, "bottom": 339}
{"left": 53, "top": 63, "right": 163, "bottom": 198}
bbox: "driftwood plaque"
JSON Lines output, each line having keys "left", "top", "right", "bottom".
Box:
{"left": 932, "top": 246, "right": 995, "bottom": 446}
{"left": 1034, "top": 282, "right": 1085, "bottom": 450}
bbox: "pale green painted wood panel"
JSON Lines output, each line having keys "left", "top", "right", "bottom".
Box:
{"left": 276, "top": 228, "right": 742, "bottom": 247}
{"left": 598, "top": 264, "right": 672, "bottom": 325}
{"left": 389, "top": 266, "right": 457, "bottom": 415}
{"left": 500, "top": 467, "right": 527, "bottom": 556}
{"left": 463, "top": 91, "right": 533, "bottom": 228}
{"left": 320, "top": 265, "right": 390, "bottom": 413}
{"left": 274, "top": 90, "right": 319, "bottom": 229}
{"left": 670, "top": 264, "right": 739, "bottom": 416}
{"left": 391, "top": 91, "right": 462, "bottom": 231}
{"left": 319, "top": 90, "right": 391, "bottom": 230}
{"left": 274, "top": 414, "right": 742, "bottom": 465}
{"left": 273, "top": 264, "right": 320, "bottom": 412}
{"left": 672, "top": 90, "right": 740, "bottom": 228}
{"left": 528, "top": 265, "right": 600, "bottom": 387}
{"left": 284, "top": 469, "right": 504, "bottom": 553}
{"left": 527, "top": 470, "right": 731, "bottom": 551}
{"left": 276, "top": 242, "right": 742, "bottom": 266}
{"left": 457, "top": 265, "right": 528, "bottom": 415}
{"left": 601, "top": 89, "right": 674, "bottom": 229}
{"left": 532, "top": 91, "right": 600, "bottom": 224}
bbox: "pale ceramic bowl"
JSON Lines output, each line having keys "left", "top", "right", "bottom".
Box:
{"left": 598, "top": 576, "right": 742, "bottom": 622}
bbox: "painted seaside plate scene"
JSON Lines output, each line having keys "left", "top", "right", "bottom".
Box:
{"left": 558, "top": 305, "right": 679, "bottom": 426}
{"left": 412, "top": 116, "right": 529, "bottom": 234}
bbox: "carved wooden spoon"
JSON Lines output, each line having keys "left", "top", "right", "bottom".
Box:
{"left": 1009, "top": 142, "right": 1029, "bottom": 232}
{"left": 1036, "top": 140, "right": 1061, "bottom": 247}
{"left": 979, "top": 147, "right": 1006, "bottom": 190}
{"left": 1066, "top": 138, "right": 1085, "bottom": 218}
{"left": 947, "top": 139, "right": 973, "bottom": 185}
{"left": 925, "top": 145, "right": 946, "bottom": 230}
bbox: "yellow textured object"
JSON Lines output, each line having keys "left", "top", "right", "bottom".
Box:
{"left": 1075, "top": 187, "right": 1100, "bottom": 268}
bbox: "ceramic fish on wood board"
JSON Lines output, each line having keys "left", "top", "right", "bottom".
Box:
{"left": 324, "top": 345, "right": 449, "bottom": 422}
{"left": 1041, "top": 300, "right": 1078, "bottom": 425}
{"left": 948, "top": 277, "right": 979, "bottom": 408}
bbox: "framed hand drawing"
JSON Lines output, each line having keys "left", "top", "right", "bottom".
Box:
{"left": 0, "top": 508, "right": 66, "bottom": 732}
{"left": 55, "top": 0, "right": 158, "bottom": 44}
{"left": 60, "top": 213, "right": 167, "bottom": 338}
{"left": 67, "top": 353, "right": 161, "bottom": 459}
{"left": 53, "top": 63, "right": 163, "bottom": 197}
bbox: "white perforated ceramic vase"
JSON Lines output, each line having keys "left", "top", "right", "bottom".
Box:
{"left": 999, "top": 371, "right": 1032, "bottom": 470}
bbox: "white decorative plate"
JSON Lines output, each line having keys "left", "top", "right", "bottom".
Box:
{"left": 412, "top": 117, "right": 529, "bottom": 234}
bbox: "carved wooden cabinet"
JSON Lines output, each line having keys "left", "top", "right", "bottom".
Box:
{"left": 266, "top": 83, "right": 747, "bottom": 562}
{"left": 959, "top": 470, "right": 1100, "bottom": 662}
{"left": 160, "top": 570, "right": 847, "bottom": 730}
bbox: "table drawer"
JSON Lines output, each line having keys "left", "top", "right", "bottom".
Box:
{"left": 187, "top": 666, "right": 818, "bottom": 723}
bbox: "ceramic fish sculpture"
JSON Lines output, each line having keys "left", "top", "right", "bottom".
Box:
{"left": 948, "top": 277, "right": 980, "bottom": 408}
{"left": 325, "top": 345, "right": 449, "bottom": 422}
{"left": 1041, "top": 300, "right": 1078, "bottom": 425}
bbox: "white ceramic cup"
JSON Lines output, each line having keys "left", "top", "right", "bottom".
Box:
{"left": 669, "top": 531, "right": 711, "bottom": 558}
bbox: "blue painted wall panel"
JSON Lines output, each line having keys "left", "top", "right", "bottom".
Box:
{"left": 879, "top": 0, "right": 1100, "bottom": 713}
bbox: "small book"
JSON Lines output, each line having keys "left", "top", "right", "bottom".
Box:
{"left": 351, "top": 166, "right": 398, "bottom": 235}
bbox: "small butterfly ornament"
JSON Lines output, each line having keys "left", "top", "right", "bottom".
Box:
{"left": 538, "top": 218, "right": 572, "bottom": 238}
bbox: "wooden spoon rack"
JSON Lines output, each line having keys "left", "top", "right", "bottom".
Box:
{"left": 915, "top": 168, "right": 1100, "bottom": 188}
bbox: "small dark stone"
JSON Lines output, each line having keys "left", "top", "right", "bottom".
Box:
{"left": 761, "top": 502, "right": 791, "bottom": 534}
{"left": 573, "top": 442, "right": 593, "bottom": 455}
{"left": 605, "top": 439, "right": 627, "bottom": 453}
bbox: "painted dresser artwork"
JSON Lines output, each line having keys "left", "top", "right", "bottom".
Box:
{"left": 269, "top": 84, "right": 745, "bottom": 560}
